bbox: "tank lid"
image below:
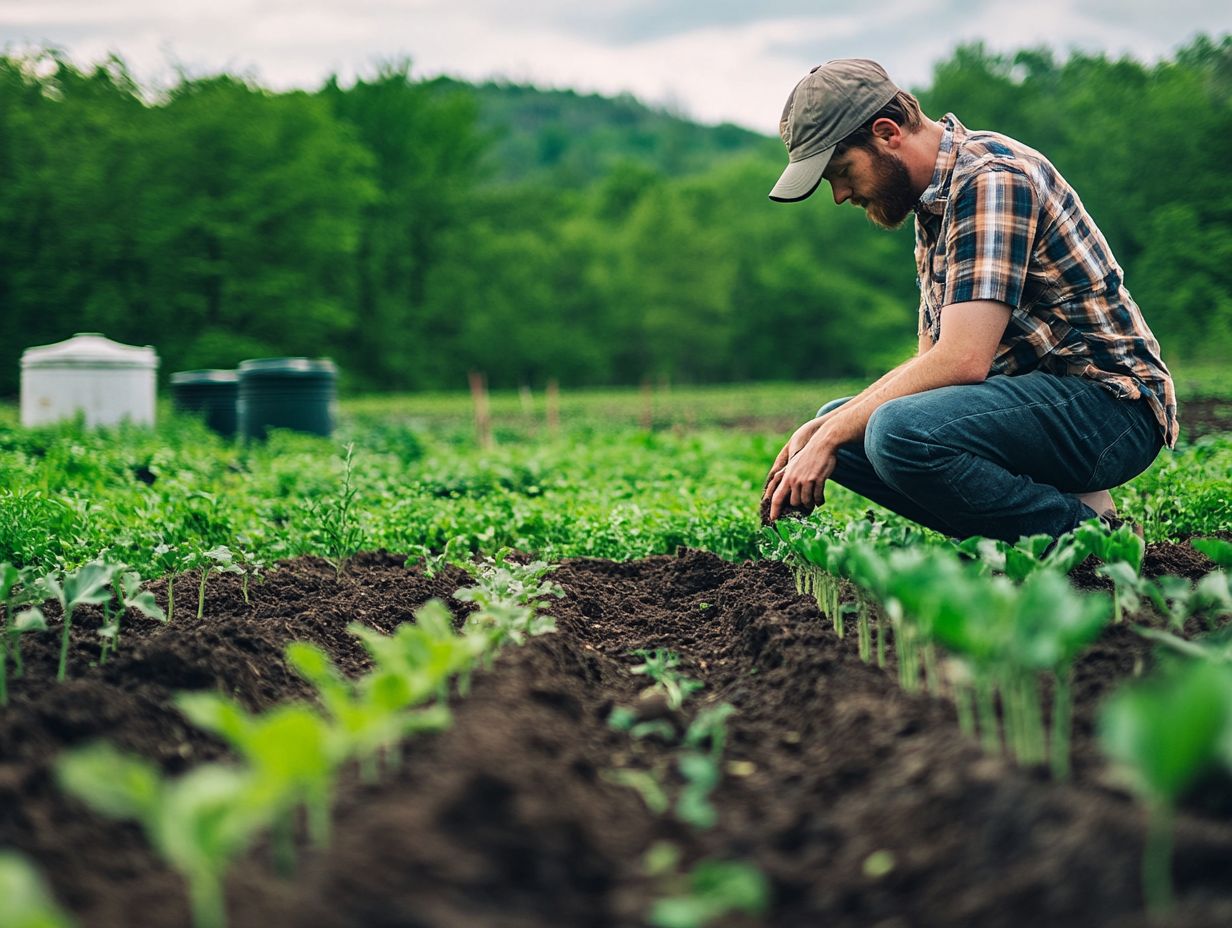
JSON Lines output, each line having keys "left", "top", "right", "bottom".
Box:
{"left": 170, "top": 369, "right": 239, "bottom": 385}
{"left": 22, "top": 333, "right": 159, "bottom": 370}
{"left": 237, "top": 357, "right": 336, "bottom": 376}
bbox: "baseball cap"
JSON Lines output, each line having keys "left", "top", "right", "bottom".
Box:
{"left": 769, "top": 59, "right": 900, "bottom": 203}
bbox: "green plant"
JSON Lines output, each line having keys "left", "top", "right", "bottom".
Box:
{"left": 1193, "top": 537, "right": 1232, "bottom": 568}
{"left": 152, "top": 542, "right": 179, "bottom": 622}
{"left": 0, "top": 850, "right": 77, "bottom": 928}
{"left": 1099, "top": 660, "right": 1232, "bottom": 912}
{"left": 175, "top": 692, "right": 343, "bottom": 874}
{"left": 1, "top": 563, "right": 49, "bottom": 705}
{"left": 629, "top": 649, "right": 704, "bottom": 710}
{"left": 97, "top": 570, "right": 167, "bottom": 665}
{"left": 56, "top": 744, "right": 269, "bottom": 928}
{"left": 43, "top": 562, "right": 117, "bottom": 681}
{"left": 311, "top": 443, "right": 365, "bottom": 579}
{"left": 183, "top": 547, "right": 244, "bottom": 620}
{"left": 649, "top": 858, "right": 770, "bottom": 928}
{"left": 675, "top": 703, "right": 736, "bottom": 829}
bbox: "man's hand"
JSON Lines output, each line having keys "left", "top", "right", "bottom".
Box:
{"left": 763, "top": 427, "right": 838, "bottom": 521}
{"left": 763, "top": 418, "right": 823, "bottom": 493}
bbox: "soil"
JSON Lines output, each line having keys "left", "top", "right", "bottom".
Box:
{"left": 2, "top": 545, "right": 1231, "bottom": 928}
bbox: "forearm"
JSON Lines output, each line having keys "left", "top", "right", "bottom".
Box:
{"left": 817, "top": 348, "right": 982, "bottom": 448}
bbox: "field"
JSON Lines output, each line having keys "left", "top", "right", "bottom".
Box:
{"left": 2, "top": 378, "right": 1232, "bottom": 928}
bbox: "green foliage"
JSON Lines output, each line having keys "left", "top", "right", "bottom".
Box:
{"left": 56, "top": 744, "right": 266, "bottom": 928}
{"left": 1099, "top": 659, "right": 1232, "bottom": 911}
{"left": 0, "top": 851, "right": 76, "bottom": 928}
{"left": 629, "top": 649, "right": 704, "bottom": 710}
{"left": 649, "top": 858, "right": 771, "bottom": 928}
{"left": 1, "top": 563, "right": 48, "bottom": 704}
{"left": 44, "top": 561, "right": 116, "bottom": 681}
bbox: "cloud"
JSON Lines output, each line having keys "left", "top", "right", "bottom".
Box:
{"left": 0, "top": 0, "right": 1225, "bottom": 133}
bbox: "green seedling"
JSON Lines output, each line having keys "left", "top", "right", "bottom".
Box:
{"left": 0, "top": 850, "right": 77, "bottom": 928}
{"left": 2, "top": 563, "right": 49, "bottom": 705}
{"left": 675, "top": 703, "right": 736, "bottom": 829}
{"left": 44, "top": 561, "right": 117, "bottom": 681}
{"left": 175, "top": 692, "right": 343, "bottom": 874}
{"left": 607, "top": 706, "right": 676, "bottom": 742}
{"left": 98, "top": 570, "right": 167, "bottom": 665}
{"left": 231, "top": 548, "right": 264, "bottom": 605}
{"left": 348, "top": 599, "right": 487, "bottom": 710}
{"left": 310, "top": 443, "right": 365, "bottom": 579}
{"left": 183, "top": 547, "right": 245, "bottom": 620}
{"left": 57, "top": 743, "right": 269, "bottom": 928}
{"left": 152, "top": 542, "right": 179, "bottom": 622}
{"left": 1135, "top": 625, "right": 1232, "bottom": 664}
{"left": 629, "top": 649, "right": 703, "bottom": 711}
{"left": 286, "top": 641, "right": 451, "bottom": 783}
{"left": 649, "top": 858, "right": 771, "bottom": 928}
{"left": 1099, "top": 659, "right": 1232, "bottom": 913}
{"left": 455, "top": 559, "right": 563, "bottom": 652}
{"left": 1192, "top": 537, "right": 1232, "bottom": 569}
{"left": 602, "top": 768, "right": 670, "bottom": 815}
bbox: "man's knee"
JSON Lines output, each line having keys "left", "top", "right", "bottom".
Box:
{"left": 815, "top": 395, "right": 853, "bottom": 419}
{"left": 865, "top": 398, "right": 930, "bottom": 479}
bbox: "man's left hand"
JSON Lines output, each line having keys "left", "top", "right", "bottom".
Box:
{"left": 765, "top": 434, "right": 838, "bottom": 521}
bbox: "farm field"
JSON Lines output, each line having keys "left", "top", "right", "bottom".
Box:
{"left": 2, "top": 378, "right": 1232, "bottom": 928}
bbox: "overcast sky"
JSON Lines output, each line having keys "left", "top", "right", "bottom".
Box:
{"left": 1, "top": 1, "right": 1227, "bottom": 133}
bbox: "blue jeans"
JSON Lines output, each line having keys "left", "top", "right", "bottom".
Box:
{"left": 815, "top": 371, "right": 1163, "bottom": 541}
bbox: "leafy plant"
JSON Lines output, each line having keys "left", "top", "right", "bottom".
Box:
{"left": 97, "top": 570, "right": 167, "bottom": 665}
{"left": 57, "top": 744, "right": 269, "bottom": 928}
{"left": 1, "top": 563, "right": 49, "bottom": 705}
{"left": 0, "top": 850, "right": 77, "bottom": 928}
{"left": 629, "top": 649, "right": 704, "bottom": 710}
{"left": 310, "top": 443, "right": 365, "bottom": 579}
{"left": 675, "top": 703, "right": 736, "bottom": 829}
{"left": 175, "top": 692, "right": 343, "bottom": 873}
{"left": 183, "top": 547, "right": 244, "bottom": 620}
{"left": 1099, "top": 660, "right": 1232, "bottom": 912}
{"left": 43, "top": 561, "right": 117, "bottom": 681}
{"left": 649, "top": 858, "right": 770, "bottom": 928}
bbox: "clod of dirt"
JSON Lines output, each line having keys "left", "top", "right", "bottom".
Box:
{"left": 759, "top": 493, "right": 813, "bottom": 526}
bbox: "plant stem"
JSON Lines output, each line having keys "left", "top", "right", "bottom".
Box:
{"left": 272, "top": 812, "right": 297, "bottom": 878}
{"left": 976, "top": 677, "right": 1001, "bottom": 756}
{"left": 198, "top": 570, "right": 208, "bottom": 620}
{"left": 1143, "top": 801, "right": 1175, "bottom": 913}
{"left": 1050, "top": 669, "right": 1072, "bottom": 780}
{"left": 187, "top": 868, "right": 227, "bottom": 928}
{"left": 57, "top": 607, "right": 72, "bottom": 681}
{"left": 857, "top": 599, "right": 871, "bottom": 663}
{"left": 167, "top": 575, "right": 175, "bottom": 623}
{"left": 955, "top": 684, "right": 975, "bottom": 738}
{"left": 876, "top": 612, "right": 886, "bottom": 668}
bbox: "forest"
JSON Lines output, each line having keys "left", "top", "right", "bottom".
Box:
{"left": 0, "top": 37, "right": 1228, "bottom": 394}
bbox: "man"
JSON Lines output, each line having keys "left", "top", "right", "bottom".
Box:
{"left": 761, "top": 58, "right": 1176, "bottom": 542}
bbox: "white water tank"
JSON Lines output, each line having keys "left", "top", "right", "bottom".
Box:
{"left": 21, "top": 333, "right": 159, "bottom": 428}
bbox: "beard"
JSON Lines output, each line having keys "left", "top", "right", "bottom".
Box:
{"left": 860, "top": 147, "right": 918, "bottom": 230}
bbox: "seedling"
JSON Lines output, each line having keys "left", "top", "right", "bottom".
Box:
{"left": 649, "top": 858, "right": 770, "bottom": 928}
{"left": 601, "top": 768, "right": 670, "bottom": 815}
{"left": 310, "top": 443, "right": 365, "bottom": 579}
{"left": 629, "top": 649, "right": 704, "bottom": 710}
{"left": 1099, "top": 660, "right": 1232, "bottom": 912}
{"left": 98, "top": 570, "right": 167, "bottom": 665}
{"left": 676, "top": 703, "right": 736, "bottom": 829}
{"left": 57, "top": 743, "right": 269, "bottom": 928}
{"left": 44, "top": 561, "right": 117, "bottom": 681}
{"left": 175, "top": 692, "right": 343, "bottom": 873}
{"left": 0, "top": 851, "right": 76, "bottom": 928}
{"left": 1191, "top": 537, "right": 1232, "bottom": 569}
{"left": 2, "top": 563, "right": 49, "bottom": 705}
{"left": 184, "top": 547, "right": 244, "bottom": 620}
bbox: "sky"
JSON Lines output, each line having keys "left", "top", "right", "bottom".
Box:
{"left": 1, "top": 0, "right": 1227, "bottom": 133}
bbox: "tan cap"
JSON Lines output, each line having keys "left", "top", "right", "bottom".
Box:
{"left": 769, "top": 58, "right": 900, "bottom": 202}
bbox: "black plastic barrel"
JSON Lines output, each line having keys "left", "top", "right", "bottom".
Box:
{"left": 237, "top": 358, "right": 337, "bottom": 440}
{"left": 169, "top": 370, "right": 239, "bottom": 438}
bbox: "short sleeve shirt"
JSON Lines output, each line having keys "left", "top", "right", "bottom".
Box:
{"left": 914, "top": 115, "right": 1178, "bottom": 447}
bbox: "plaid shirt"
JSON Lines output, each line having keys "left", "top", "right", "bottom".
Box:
{"left": 915, "top": 115, "right": 1177, "bottom": 447}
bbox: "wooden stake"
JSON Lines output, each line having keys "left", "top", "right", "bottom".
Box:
{"left": 469, "top": 370, "right": 492, "bottom": 449}
{"left": 546, "top": 378, "right": 560, "bottom": 437}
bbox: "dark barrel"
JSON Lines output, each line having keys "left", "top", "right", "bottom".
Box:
{"left": 237, "top": 357, "right": 337, "bottom": 440}
{"left": 169, "top": 369, "right": 239, "bottom": 438}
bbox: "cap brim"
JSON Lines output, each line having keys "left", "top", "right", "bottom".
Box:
{"left": 768, "top": 146, "right": 834, "bottom": 202}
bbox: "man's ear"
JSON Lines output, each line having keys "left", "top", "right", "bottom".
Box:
{"left": 870, "top": 117, "right": 903, "bottom": 149}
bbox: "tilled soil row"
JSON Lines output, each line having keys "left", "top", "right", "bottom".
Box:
{"left": 1, "top": 545, "right": 1230, "bottom": 927}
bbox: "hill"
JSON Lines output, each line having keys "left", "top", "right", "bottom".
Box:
{"left": 426, "top": 76, "right": 780, "bottom": 186}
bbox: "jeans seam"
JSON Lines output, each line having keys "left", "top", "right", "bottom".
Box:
{"left": 1083, "top": 415, "right": 1145, "bottom": 489}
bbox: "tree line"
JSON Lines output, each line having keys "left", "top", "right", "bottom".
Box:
{"left": 0, "top": 38, "right": 1227, "bottom": 396}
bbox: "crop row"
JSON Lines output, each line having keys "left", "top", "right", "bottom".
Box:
{"left": 764, "top": 518, "right": 1232, "bottom": 912}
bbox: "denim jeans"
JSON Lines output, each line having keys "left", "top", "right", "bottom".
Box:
{"left": 815, "top": 370, "right": 1163, "bottom": 541}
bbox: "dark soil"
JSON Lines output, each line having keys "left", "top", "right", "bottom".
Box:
{"left": 2, "top": 545, "right": 1231, "bottom": 928}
